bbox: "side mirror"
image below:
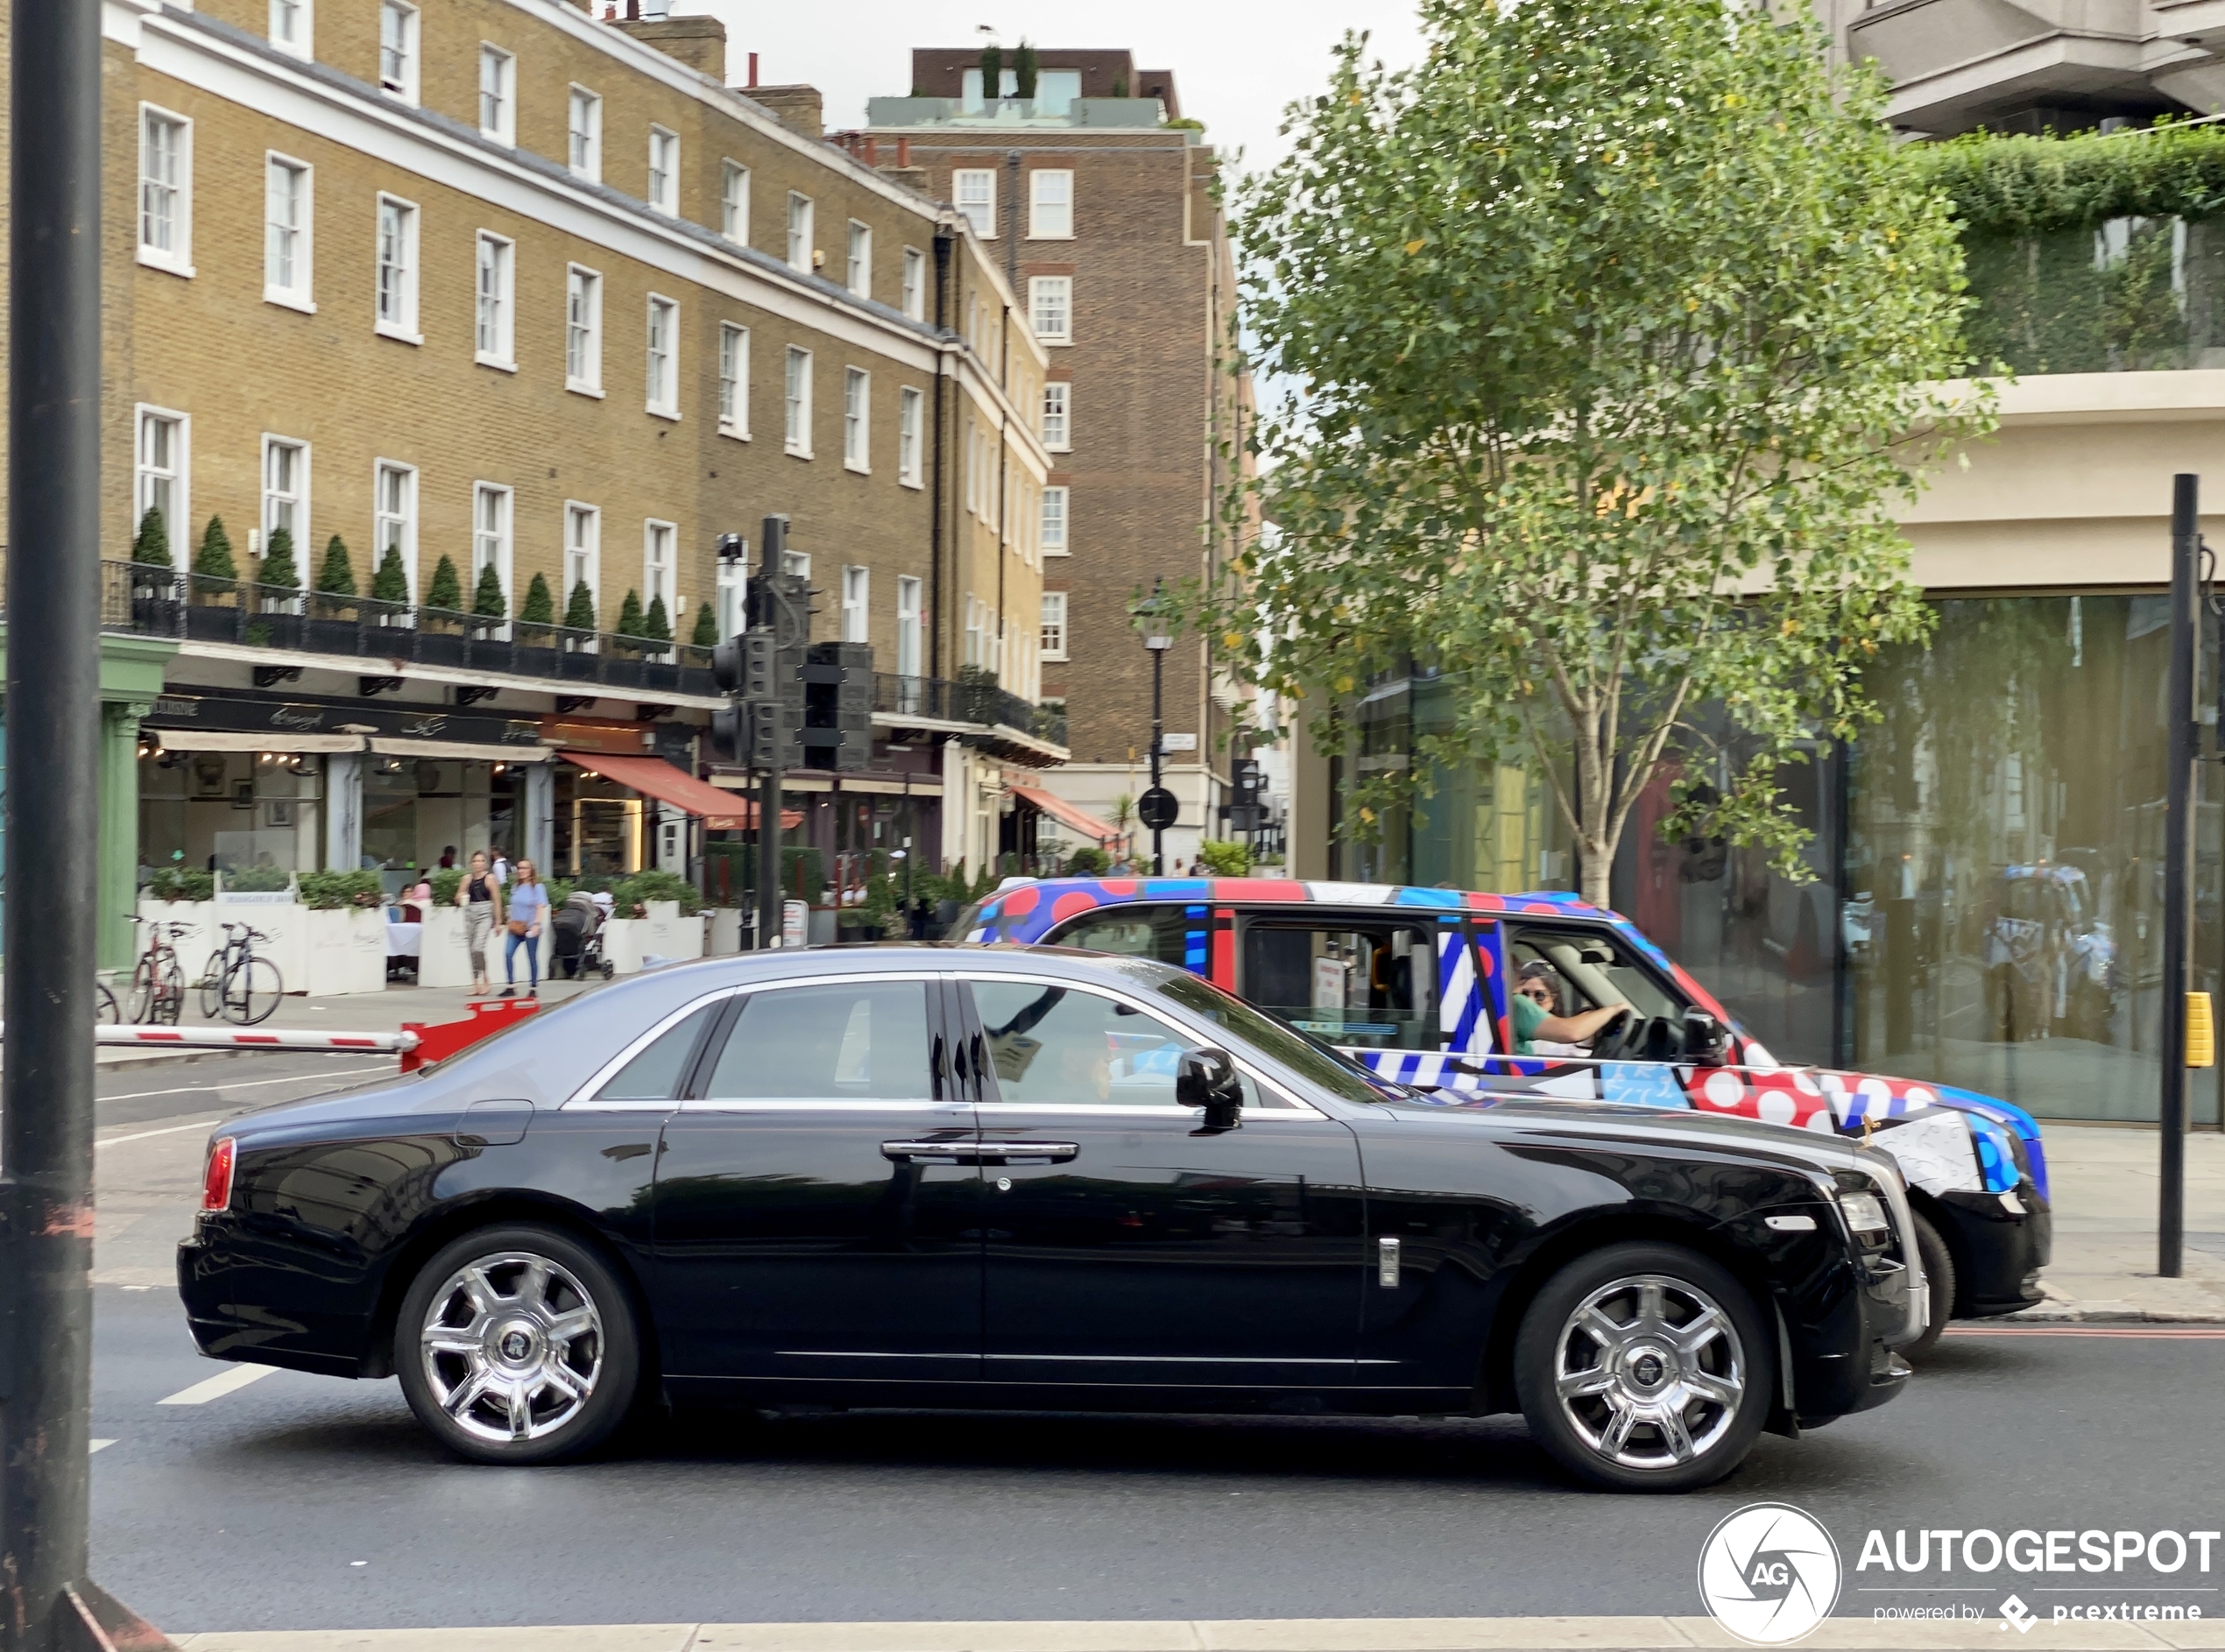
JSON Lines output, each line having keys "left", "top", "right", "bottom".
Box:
{"left": 1684, "top": 1010, "right": 1728, "bottom": 1067}
{"left": 1176, "top": 1047, "right": 1244, "bottom": 1130}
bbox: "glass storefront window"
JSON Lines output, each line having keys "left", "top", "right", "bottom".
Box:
{"left": 361, "top": 756, "right": 519, "bottom": 873}
{"left": 138, "top": 748, "right": 324, "bottom": 879}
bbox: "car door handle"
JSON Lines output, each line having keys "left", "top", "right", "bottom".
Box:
{"left": 879, "top": 1140, "right": 1078, "bottom": 1165}
{"left": 881, "top": 1140, "right": 979, "bottom": 1163}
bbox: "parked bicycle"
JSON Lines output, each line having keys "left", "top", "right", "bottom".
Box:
{"left": 198, "top": 921, "right": 283, "bottom": 1026}
{"left": 96, "top": 978, "right": 120, "bottom": 1024}
{"left": 128, "top": 914, "right": 188, "bottom": 1026}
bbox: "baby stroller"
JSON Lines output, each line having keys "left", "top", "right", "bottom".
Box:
{"left": 549, "top": 891, "right": 614, "bottom": 980}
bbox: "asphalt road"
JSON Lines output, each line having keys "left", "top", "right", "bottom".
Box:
{"left": 85, "top": 1054, "right": 2225, "bottom": 1636}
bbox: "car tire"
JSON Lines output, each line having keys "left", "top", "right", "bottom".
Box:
{"left": 395, "top": 1224, "right": 640, "bottom": 1465}
{"left": 1904, "top": 1210, "right": 1954, "bottom": 1359}
{"left": 1513, "top": 1240, "right": 1773, "bottom": 1493}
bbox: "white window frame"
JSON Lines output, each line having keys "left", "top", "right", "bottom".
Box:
{"left": 568, "top": 86, "right": 602, "bottom": 181}
{"left": 475, "top": 231, "right": 516, "bottom": 371}
{"left": 787, "top": 192, "right": 815, "bottom": 272}
{"left": 268, "top": 0, "right": 312, "bottom": 60}
{"left": 263, "top": 152, "right": 313, "bottom": 312}
{"left": 372, "top": 459, "right": 419, "bottom": 603}
{"left": 896, "top": 576, "right": 922, "bottom": 681}
{"left": 1028, "top": 169, "right": 1074, "bottom": 240}
{"left": 843, "top": 368, "right": 871, "bottom": 473}
{"left": 645, "top": 293, "right": 680, "bottom": 420}
{"left": 898, "top": 386, "right": 923, "bottom": 490}
{"left": 564, "top": 503, "right": 602, "bottom": 627}
{"left": 901, "top": 246, "right": 926, "bottom": 322}
{"left": 378, "top": 0, "right": 419, "bottom": 103}
{"left": 718, "top": 322, "right": 749, "bottom": 439}
{"left": 721, "top": 161, "right": 750, "bottom": 244}
{"left": 138, "top": 105, "right": 193, "bottom": 278}
{"left": 374, "top": 193, "right": 420, "bottom": 343}
{"left": 1029, "top": 275, "right": 1071, "bottom": 346}
{"left": 260, "top": 435, "right": 309, "bottom": 564}
{"left": 647, "top": 125, "right": 679, "bottom": 216}
{"left": 785, "top": 346, "right": 813, "bottom": 457}
{"left": 566, "top": 265, "right": 603, "bottom": 396}
{"left": 643, "top": 519, "right": 677, "bottom": 625}
{"left": 954, "top": 169, "right": 996, "bottom": 238}
{"left": 478, "top": 44, "right": 516, "bottom": 145}
{"left": 846, "top": 220, "right": 872, "bottom": 300}
{"left": 134, "top": 406, "right": 189, "bottom": 572}
{"left": 1042, "top": 484, "right": 1069, "bottom": 554}
{"left": 471, "top": 482, "right": 513, "bottom": 619}
{"left": 1040, "top": 591, "right": 1068, "bottom": 661}
{"left": 1042, "top": 380, "right": 1071, "bottom": 451}
{"left": 842, "top": 566, "right": 869, "bottom": 644}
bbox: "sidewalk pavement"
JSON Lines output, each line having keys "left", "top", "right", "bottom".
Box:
{"left": 2002, "top": 1124, "right": 2225, "bottom": 1324}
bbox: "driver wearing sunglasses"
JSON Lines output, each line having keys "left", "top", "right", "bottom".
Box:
{"left": 1509, "top": 961, "right": 1631, "bottom": 1056}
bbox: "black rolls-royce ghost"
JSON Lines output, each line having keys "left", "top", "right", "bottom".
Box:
{"left": 178, "top": 945, "right": 1921, "bottom": 1491}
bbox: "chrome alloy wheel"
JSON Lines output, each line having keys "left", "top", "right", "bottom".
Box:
{"left": 1551, "top": 1273, "right": 1745, "bottom": 1471}
{"left": 418, "top": 1251, "right": 604, "bottom": 1444}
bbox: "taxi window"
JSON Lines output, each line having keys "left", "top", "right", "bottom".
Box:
{"left": 1046, "top": 903, "right": 1200, "bottom": 969}
{"left": 1241, "top": 921, "right": 1439, "bottom": 1050}
{"left": 1506, "top": 927, "right": 1682, "bottom": 1022}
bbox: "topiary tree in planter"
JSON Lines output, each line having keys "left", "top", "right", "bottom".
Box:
{"left": 258, "top": 526, "right": 301, "bottom": 591}
{"left": 424, "top": 554, "right": 463, "bottom": 612}
{"left": 615, "top": 588, "right": 646, "bottom": 641}
{"left": 520, "top": 571, "right": 555, "bottom": 625}
{"left": 642, "top": 593, "right": 673, "bottom": 645}
{"left": 371, "top": 542, "right": 410, "bottom": 605}
{"left": 564, "top": 579, "right": 597, "bottom": 633}
{"left": 471, "top": 560, "right": 506, "bottom": 620}
{"left": 691, "top": 601, "right": 719, "bottom": 646}
{"left": 193, "top": 515, "right": 238, "bottom": 590}
{"left": 131, "top": 506, "right": 172, "bottom": 568}
{"left": 315, "top": 534, "right": 357, "bottom": 597}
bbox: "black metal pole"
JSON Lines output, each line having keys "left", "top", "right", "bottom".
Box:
{"left": 2, "top": 0, "right": 105, "bottom": 1644}
{"left": 2163, "top": 473, "right": 2200, "bottom": 1278}
{"left": 1149, "top": 648, "right": 1165, "bottom": 876}
{"left": 759, "top": 761, "right": 782, "bottom": 949}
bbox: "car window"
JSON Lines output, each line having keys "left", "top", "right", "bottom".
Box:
{"left": 700, "top": 980, "right": 934, "bottom": 1102}
{"left": 971, "top": 978, "right": 1256, "bottom": 1109}
{"left": 1151, "top": 972, "right": 1395, "bottom": 1106}
{"left": 1505, "top": 926, "right": 1683, "bottom": 1024}
{"left": 1241, "top": 921, "right": 1438, "bottom": 1050}
{"left": 596, "top": 1002, "right": 720, "bottom": 1102}
{"left": 1046, "top": 903, "right": 1198, "bottom": 967}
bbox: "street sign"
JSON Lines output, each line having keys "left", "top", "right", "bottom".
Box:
{"left": 1138, "top": 786, "right": 1178, "bottom": 830}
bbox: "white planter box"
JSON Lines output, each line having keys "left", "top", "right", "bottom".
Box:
{"left": 706, "top": 908, "right": 742, "bottom": 957}
{"left": 213, "top": 893, "right": 307, "bottom": 996}
{"left": 601, "top": 917, "right": 646, "bottom": 977}
{"left": 300, "top": 907, "right": 388, "bottom": 997}
{"left": 415, "top": 907, "right": 475, "bottom": 990}
{"left": 639, "top": 900, "right": 703, "bottom": 968}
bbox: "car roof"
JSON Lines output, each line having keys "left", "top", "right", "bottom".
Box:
{"left": 982, "top": 876, "right": 1621, "bottom": 921}
{"left": 629, "top": 940, "right": 1191, "bottom": 991}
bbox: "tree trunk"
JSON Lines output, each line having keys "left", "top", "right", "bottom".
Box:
{"left": 1579, "top": 833, "right": 1613, "bottom": 909}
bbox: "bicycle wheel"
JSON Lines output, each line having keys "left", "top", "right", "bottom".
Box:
{"left": 198, "top": 951, "right": 230, "bottom": 1020}
{"left": 129, "top": 957, "right": 158, "bottom": 1023}
{"left": 154, "top": 957, "right": 184, "bottom": 1026}
{"left": 223, "top": 957, "right": 283, "bottom": 1026}
{"left": 95, "top": 981, "right": 120, "bottom": 1025}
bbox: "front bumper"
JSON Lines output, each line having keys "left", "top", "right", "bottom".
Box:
{"left": 1934, "top": 1182, "right": 2052, "bottom": 1318}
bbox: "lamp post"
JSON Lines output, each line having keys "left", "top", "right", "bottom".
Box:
{"left": 1139, "top": 579, "right": 1174, "bottom": 876}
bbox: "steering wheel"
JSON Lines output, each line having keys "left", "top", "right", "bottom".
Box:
{"left": 1590, "top": 1005, "right": 1647, "bottom": 1061}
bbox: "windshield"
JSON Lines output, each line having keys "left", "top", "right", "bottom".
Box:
{"left": 1151, "top": 971, "right": 1399, "bottom": 1105}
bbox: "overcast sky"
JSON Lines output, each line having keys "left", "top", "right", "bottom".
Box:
{"left": 682, "top": 0, "right": 1428, "bottom": 176}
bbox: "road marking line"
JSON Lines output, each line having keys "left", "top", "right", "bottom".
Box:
{"left": 1948, "top": 1324, "right": 2225, "bottom": 1338}
{"left": 95, "top": 1116, "right": 226, "bottom": 1150}
{"left": 159, "top": 1365, "right": 278, "bottom": 1405}
{"left": 89, "top": 1439, "right": 115, "bottom": 1453}
{"left": 101, "top": 1061, "right": 391, "bottom": 1105}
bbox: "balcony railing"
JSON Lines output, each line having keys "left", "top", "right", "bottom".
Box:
{"left": 1965, "top": 216, "right": 2225, "bottom": 376}
{"left": 874, "top": 671, "right": 1066, "bottom": 747}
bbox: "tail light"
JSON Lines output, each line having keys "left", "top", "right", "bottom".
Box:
{"left": 201, "top": 1137, "right": 236, "bottom": 1212}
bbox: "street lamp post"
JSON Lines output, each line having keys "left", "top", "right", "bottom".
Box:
{"left": 1140, "top": 581, "right": 1174, "bottom": 876}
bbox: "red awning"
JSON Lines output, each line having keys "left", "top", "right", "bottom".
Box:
{"left": 561, "top": 752, "right": 801, "bottom": 830}
{"left": 1010, "top": 784, "right": 1122, "bottom": 845}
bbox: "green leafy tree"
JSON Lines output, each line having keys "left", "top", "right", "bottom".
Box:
{"left": 642, "top": 593, "right": 673, "bottom": 644}
{"left": 314, "top": 534, "right": 357, "bottom": 597}
{"left": 1218, "top": 0, "right": 1991, "bottom": 905}
{"left": 258, "top": 526, "right": 300, "bottom": 591}
{"left": 131, "top": 506, "right": 171, "bottom": 568}
{"left": 520, "top": 571, "right": 554, "bottom": 625}
{"left": 425, "top": 554, "right": 463, "bottom": 611}
{"left": 194, "top": 516, "right": 237, "bottom": 582}
{"left": 564, "top": 579, "right": 597, "bottom": 632}
{"left": 1197, "top": 840, "right": 1254, "bottom": 877}
{"left": 691, "top": 601, "right": 719, "bottom": 646}
{"left": 371, "top": 542, "right": 410, "bottom": 604}
{"left": 615, "top": 588, "right": 646, "bottom": 639}
{"left": 471, "top": 560, "right": 507, "bottom": 619}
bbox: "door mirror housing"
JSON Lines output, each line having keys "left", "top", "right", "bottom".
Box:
{"left": 1684, "top": 1010, "right": 1728, "bottom": 1067}
{"left": 1176, "top": 1047, "right": 1244, "bottom": 1129}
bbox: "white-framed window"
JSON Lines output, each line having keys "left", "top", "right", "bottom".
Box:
{"left": 901, "top": 247, "right": 926, "bottom": 322}
{"left": 475, "top": 232, "right": 515, "bottom": 369}
{"left": 264, "top": 153, "right": 312, "bottom": 310}
{"left": 647, "top": 125, "right": 679, "bottom": 215}
{"left": 898, "top": 386, "right": 923, "bottom": 489}
{"left": 783, "top": 547, "right": 811, "bottom": 579}
{"left": 718, "top": 323, "right": 749, "bottom": 438}
{"left": 478, "top": 44, "right": 515, "bottom": 144}
{"left": 843, "top": 368, "right": 870, "bottom": 472}
{"left": 372, "top": 460, "right": 418, "bottom": 602}
{"left": 1040, "top": 591, "right": 1068, "bottom": 660}
{"left": 842, "top": 566, "right": 869, "bottom": 644}
{"left": 787, "top": 192, "right": 814, "bottom": 272}
{"left": 568, "top": 86, "right": 602, "bottom": 180}
{"left": 564, "top": 503, "right": 601, "bottom": 625}
{"left": 566, "top": 265, "right": 602, "bottom": 394}
{"left": 260, "top": 436, "right": 308, "bottom": 562}
{"left": 269, "top": 0, "right": 311, "bottom": 58}
{"left": 896, "top": 576, "right": 922, "bottom": 681}
{"left": 845, "top": 220, "right": 872, "bottom": 299}
{"left": 1042, "top": 380, "right": 1070, "bottom": 450}
{"left": 964, "top": 593, "right": 985, "bottom": 669}
{"left": 471, "top": 482, "right": 512, "bottom": 617}
{"left": 721, "top": 162, "right": 749, "bottom": 244}
{"left": 644, "top": 519, "right": 676, "bottom": 625}
{"left": 1028, "top": 169, "right": 1074, "bottom": 240}
{"left": 378, "top": 0, "right": 419, "bottom": 102}
{"left": 133, "top": 406, "right": 188, "bottom": 569}
{"left": 645, "top": 294, "right": 679, "bottom": 418}
{"left": 374, "top": 194, "right": 419, "bottom": 341}
{"left": 954, "top": 169, "right": 995, "bottom": 238}
{"left": 138, "top": 106, "right": 192, "bottom": 276}
{"left": 785, "top": 346, "right": 813, "bottom": 456}
{"left": 715, "top": 553, "right": 746, "bottom": 641}
{"left": 1029, "top": 275, "right": 1071, "bottom": 345}
{"left": 1041, "top": 484, "right": 1069, "bottom": 554}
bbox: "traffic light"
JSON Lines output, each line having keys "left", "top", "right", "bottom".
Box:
{"left": 712, "top": 631, "right": 774, "bottom": 696}
{"left": 710, "top": 698, "right": 745, "bottom": 764}
{"left": 802, "top": 641, "right": 873, "bottom": 772}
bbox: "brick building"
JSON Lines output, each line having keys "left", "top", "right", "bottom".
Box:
{"left": 858, "top": 49, "right": 1253, "bottom": 870}
{"left": 4, "top": 0, "right": 1061, "bottom": 965}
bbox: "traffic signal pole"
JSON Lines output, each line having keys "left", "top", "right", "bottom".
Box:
{"left": 2162, "top": 475, "right": 2201, "bottom": 1278}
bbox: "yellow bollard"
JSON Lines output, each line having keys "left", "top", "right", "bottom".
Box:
{"left": 2189, "top": 992, "right": 2216, "bottom": 1070}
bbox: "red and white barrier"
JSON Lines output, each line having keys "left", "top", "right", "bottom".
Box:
{"left": 86, "top": 1026, "right": 419, "bottom": 1052}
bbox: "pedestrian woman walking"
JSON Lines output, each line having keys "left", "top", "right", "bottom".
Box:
{"left": 500, "top": 858, "right": 548, "bottom": 998}
{"left": 456, "top": 849, "right": 499, "bottom": 996}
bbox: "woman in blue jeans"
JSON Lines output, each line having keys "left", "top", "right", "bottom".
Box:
{"left": 501, "top": 858, "right": 548, "bottom": 997}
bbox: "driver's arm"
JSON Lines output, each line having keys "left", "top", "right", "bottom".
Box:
{"left": 1536, "top": 1003, "right": 1630, "bottom": 1045}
